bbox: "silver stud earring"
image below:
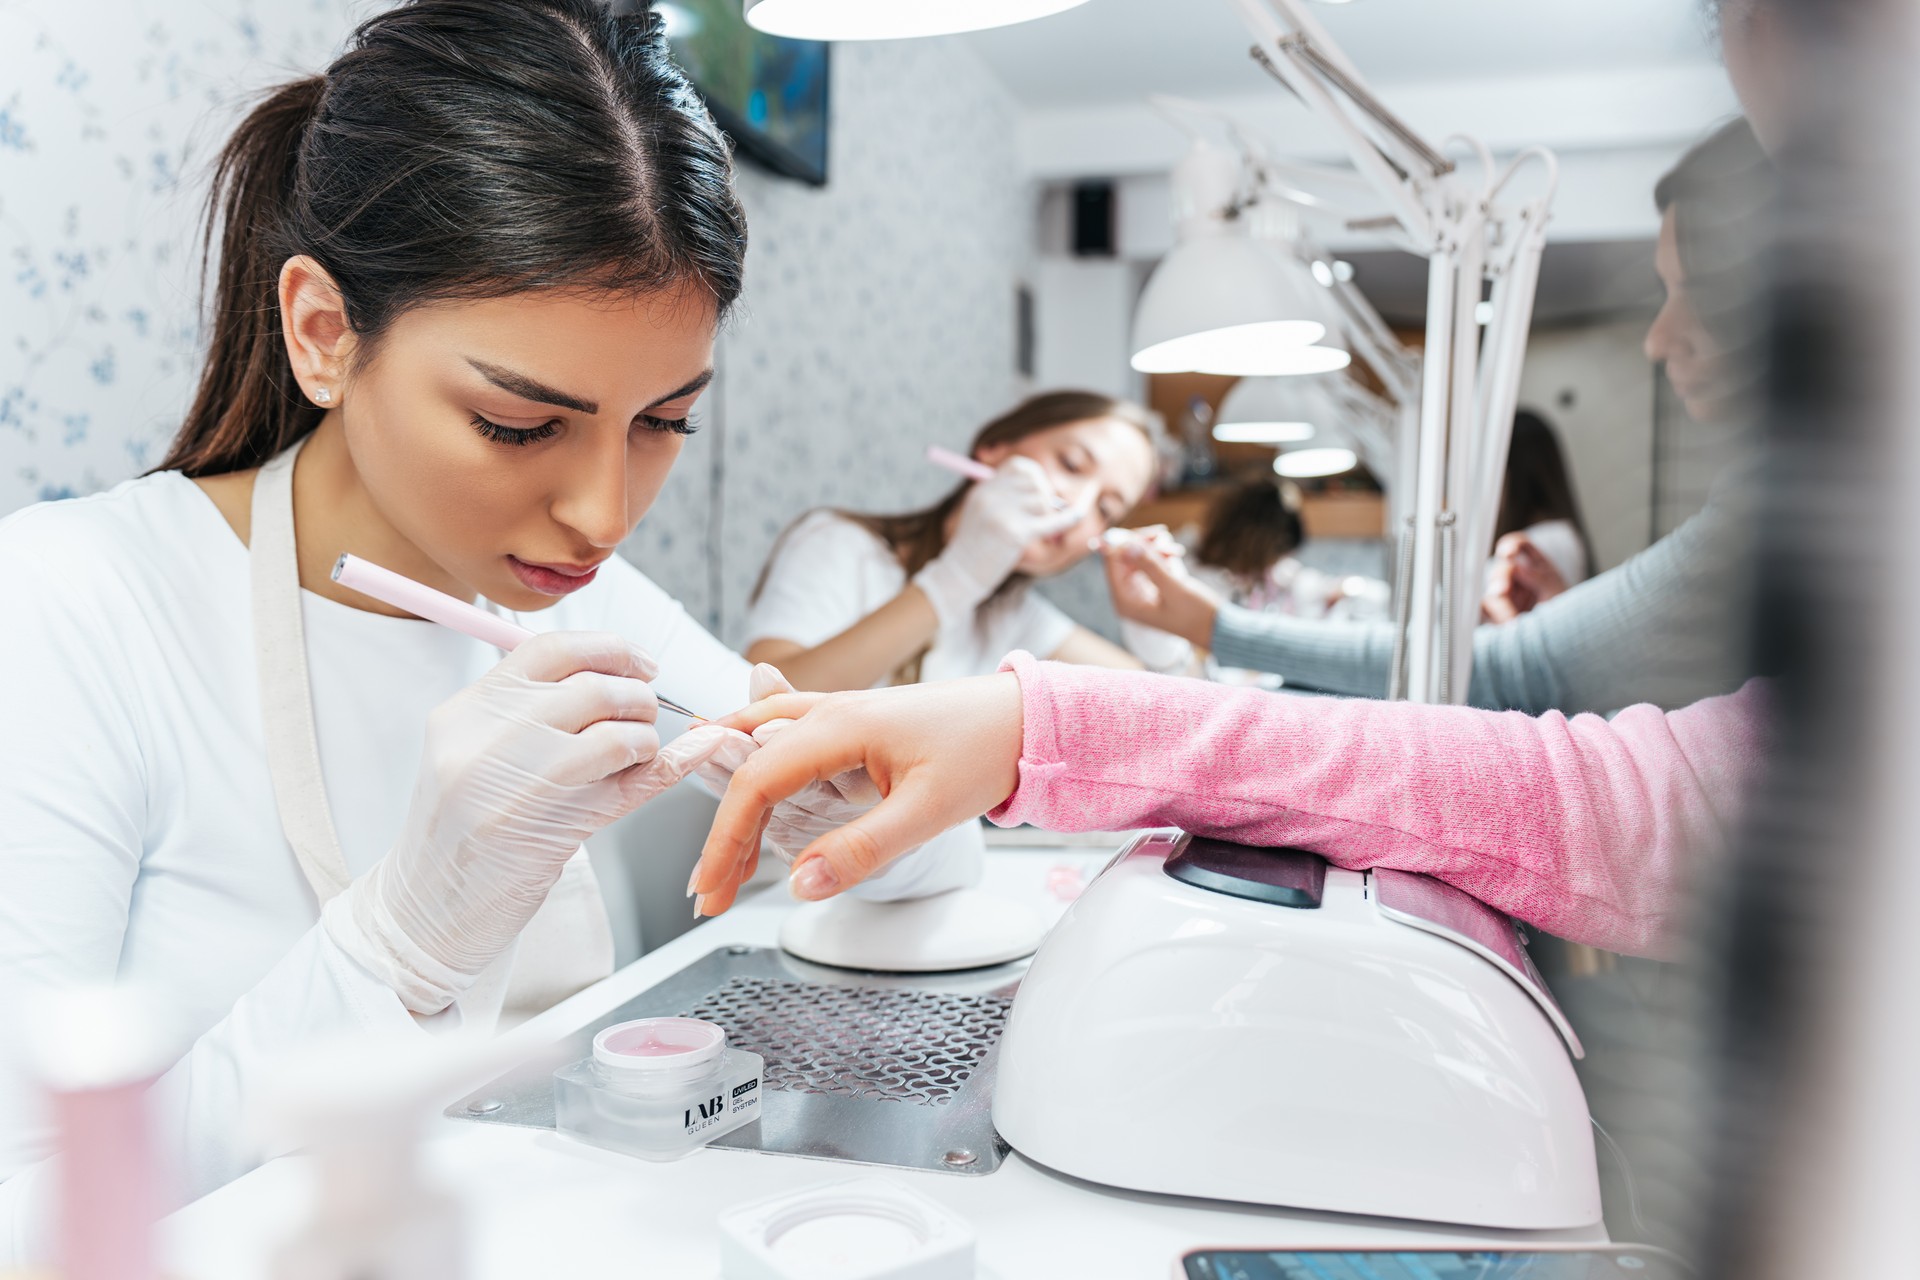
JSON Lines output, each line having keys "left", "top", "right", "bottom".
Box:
{"left": 315, "top": 387, "right": 332, "bottom": 405}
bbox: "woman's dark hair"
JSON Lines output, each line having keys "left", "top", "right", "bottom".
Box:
{"left": 1495, "top": 410, "right": 1594, "bottom": 569}
{"left": 160, "top": 0, "right": 747, "bottom": 477}
{"left": 1194, "top": 476, "right": 1304, "bottom": 584}
{"left": 1654, "top": 118, "right": 1766, "bottom": 215}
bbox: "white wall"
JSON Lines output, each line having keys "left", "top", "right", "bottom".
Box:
{"left": 1031, "top": 257, "right": 1141, "bottom": 402}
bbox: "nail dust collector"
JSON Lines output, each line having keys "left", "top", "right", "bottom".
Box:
{"left": 991, "top": 832, "right": 1600, "bottom": 1230}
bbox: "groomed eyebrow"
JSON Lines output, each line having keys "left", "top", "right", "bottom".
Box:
{"left": 468, "top": 358, "right": 598, "bottom": 415}
{"left": 653, "top": 369, "right": 715, "bottom": 406}
{"left": 465, "top": 359, "right": 716, "bottom": 416}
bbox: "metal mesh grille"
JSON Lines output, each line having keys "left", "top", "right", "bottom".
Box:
{"left": 683, "top": 976, "right": 1012, "bottom": 1106}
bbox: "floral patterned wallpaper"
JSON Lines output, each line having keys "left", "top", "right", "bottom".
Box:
{"left": 0, "top": 0, "right": 373, "bottom": 508}
{"left": 2, "top": 0, "right": 1040, "bottom": 646}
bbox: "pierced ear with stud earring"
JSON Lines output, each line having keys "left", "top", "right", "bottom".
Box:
{"left": 314, "top": 387, "right": 332, "bottom": 405}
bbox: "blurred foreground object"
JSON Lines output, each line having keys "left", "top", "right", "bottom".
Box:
{"left": 253, "top": 1032, "right": 483, "bottom": 1280}
{"left": 30, "top": 987, "right": 173, "bottom": 1280}
{"left": 1702, "top": 0, "right": 1920, "bottom": 1276}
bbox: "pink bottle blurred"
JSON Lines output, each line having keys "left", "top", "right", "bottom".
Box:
{"left": 33, "top": 987, "right": 172, "bottom": 1280}
{"left": 53, "top": 1079, "right": 159, "bottom": 1280}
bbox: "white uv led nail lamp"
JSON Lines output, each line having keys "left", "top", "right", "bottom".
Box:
{"left": 991, "top": 831, "right": 1601, "bottom": 1230}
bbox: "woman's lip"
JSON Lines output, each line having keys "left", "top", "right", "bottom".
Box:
{"left": 507, "top": 555, "right": 604, "bottom": 596}
{"left": 518, "top": 556, "right": 606, "bottom": 577}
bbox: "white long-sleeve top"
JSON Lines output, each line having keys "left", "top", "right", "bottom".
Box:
{"left": 0, "top": 471, "right": 758, "bottom": 1261}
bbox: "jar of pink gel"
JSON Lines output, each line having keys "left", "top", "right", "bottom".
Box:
{"left": 554, "top": 1016, "right": 763, "bottom": 1162}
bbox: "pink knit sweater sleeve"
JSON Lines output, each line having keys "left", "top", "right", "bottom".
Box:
{"left": 988, "top": 652, "right": 1770, "bottom": 956}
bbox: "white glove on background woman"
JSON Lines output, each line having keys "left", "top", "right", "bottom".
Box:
{"left": 1121, "top": 618, "right": 1195, "bottom": 675}
{"left": 323, "top": 632, "right": 734, "bottom": 1013}
{"left": 692, "top": 664, "right": 973, "bottom": 914}
{"left": 912, "top": 456, "right": 1081, "bottom": 628}
{"left": 1110, "top": 526, "right": 1197, "bottom": 674}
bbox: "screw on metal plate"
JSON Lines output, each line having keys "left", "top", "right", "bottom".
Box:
{"left": 942, "top": 1149, "right": 977, "bottom": 1168}
{"left": 465, "top": 1099, "right": 502, "bottom": 1116}
{"left": 726, "top": 945, "right": 753, "bottom": 956}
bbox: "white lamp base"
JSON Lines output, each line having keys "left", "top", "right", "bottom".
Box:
{"left": 778, "top": 888, "right": 1047, "bottom": 973}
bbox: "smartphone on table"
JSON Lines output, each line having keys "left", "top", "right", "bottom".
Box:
{"left": 1178, "top": 1246, "right": 1691, "bottom": 1280}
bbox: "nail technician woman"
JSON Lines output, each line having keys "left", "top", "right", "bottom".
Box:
{"left": 0, "top": 0, "right": 916, "bottom": 1253}
{"left": 743, "top": 390, "right": 1191, "bottom": 692}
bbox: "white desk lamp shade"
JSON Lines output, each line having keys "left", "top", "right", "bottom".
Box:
{"left": 1255, "top": 382, "right": 1359, "bottom": 476}
{"left": 1130, "top": 236, "right": 1343, "bottom": 375}
{"left": 1275, "top": 446, "right": 1359, "bottom": 478}
{"left": 743, "top": 0, "right": 1092, "bottom": 40}
{"left": 1213, "top": 376, "right": 1332, "bottom": 445}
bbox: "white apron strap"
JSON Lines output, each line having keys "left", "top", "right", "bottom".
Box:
{"left": 248, "top": 438, "right": 612, "bottom": 1022}
{"left": 250, "top": 438, "right": 352, "bottom": 902}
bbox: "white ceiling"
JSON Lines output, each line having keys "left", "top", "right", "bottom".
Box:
{"left": 960, "top": 0, "right": 1722, "bottom": 108}
{"left": 959, "top": 0, "right": 1740, "bottom": 251}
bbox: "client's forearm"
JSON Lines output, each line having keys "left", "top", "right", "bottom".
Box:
{"left": 991, "top": 653, "right": 1768, "bottom": 955}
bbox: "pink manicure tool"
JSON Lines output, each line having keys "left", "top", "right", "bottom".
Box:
{"left": 925, "top": 445, "right": 1073, "bottom": 511}
{"left": 331, "top": 554, "right": 704, "bottom": 720}
{"left": 925, "top": 444, "right": 996, "bottom": 484}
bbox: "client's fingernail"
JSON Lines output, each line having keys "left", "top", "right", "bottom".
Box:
{"left": 693, "top": 894, "right": 706, "bottom": 919}
{"left": 686, "top": 866, "right": 700, "bottom": 897}
{"left": 789, "top": 858, "right": 840, "bottom": 901}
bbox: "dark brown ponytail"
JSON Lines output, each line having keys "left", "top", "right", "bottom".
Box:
{"left": 164, "top": 77, "right": 326, "bottom": 477}
{"left": 157, "top": 0, "right": 747, "bottom": 479}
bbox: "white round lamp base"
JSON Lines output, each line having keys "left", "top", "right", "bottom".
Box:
{"left": 778, "top": 888, "right": 1047, "bottom": 973}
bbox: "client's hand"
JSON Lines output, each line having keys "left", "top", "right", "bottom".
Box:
{"left": 688, "top": 674, "right": 1026, "bottom": 916}
{"left": 1482, "top": 531, "right": 1570, "bottom": 623}
{"left": 691, "top": 663, "right": 882, "bottom": 914}
{"left": 1100, "top": 531, "right": 1221, "bottom": 649}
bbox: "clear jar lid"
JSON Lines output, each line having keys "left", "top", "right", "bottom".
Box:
{"left": 592, "top": 1017, "right": 726, "bottom": 1086}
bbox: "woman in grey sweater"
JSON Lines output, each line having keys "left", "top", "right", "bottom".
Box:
{"left": 1105, "top": 120, "right": 1771, "bottom": 716}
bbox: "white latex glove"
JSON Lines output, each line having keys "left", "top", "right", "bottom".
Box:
{"left": 324, "top": 632, "right": 735, "bottom": 1014}
{"left": 912, "top": 456, "right": 1081, "bottom": 628}
{"left": 1109, "top": 525, "right": 1197, "bottom": 674}
{"left": 1121, "top": 618, "right": 1195, "bottom": 675}
{"left": 693, "top": 665, "right": 975, "bottom": 907}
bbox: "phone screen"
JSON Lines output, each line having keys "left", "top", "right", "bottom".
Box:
{"left": 1180, "top": 1250, "right": 1689, "bottom": 1280}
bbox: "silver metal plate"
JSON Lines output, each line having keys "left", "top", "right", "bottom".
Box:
{"left": 685, "top": 976, "right": 1010, "bottom": 1106}
{"left": 448, "top": 945, "right": 1026, "bottom": 1175}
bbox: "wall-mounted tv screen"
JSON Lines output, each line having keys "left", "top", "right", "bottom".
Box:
{"left": 661, "top": 1, "right": 830, "bottom": 186}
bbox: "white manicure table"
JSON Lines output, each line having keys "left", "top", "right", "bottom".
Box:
{"left": 163, "top": 840, "right": 1605, "bottom": 1279}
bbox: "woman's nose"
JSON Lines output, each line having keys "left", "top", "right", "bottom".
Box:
{"left": 1645, "top": 301, "right": 1684, "bottom": 365}
{"left": 553, "top": 437, "right": 631, "bottom": 548}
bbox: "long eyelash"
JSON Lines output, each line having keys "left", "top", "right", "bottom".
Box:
{"left": 641, "top": 414, "right": 699, "bottom": 436}
{"left": 471, "top": 414, "right": 559, "bottom": 446}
